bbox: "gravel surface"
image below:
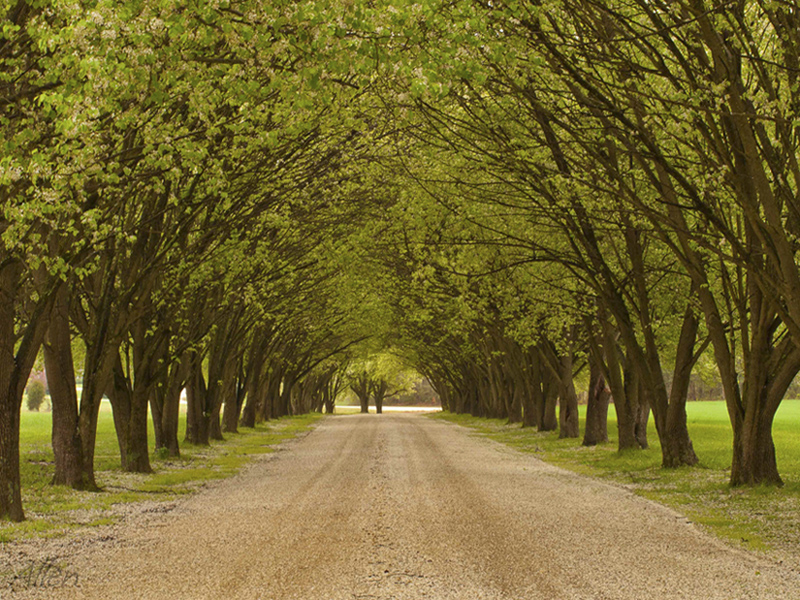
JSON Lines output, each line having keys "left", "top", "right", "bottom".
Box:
{"left": 3, "top": 413, "right": 800, "bottom": 599}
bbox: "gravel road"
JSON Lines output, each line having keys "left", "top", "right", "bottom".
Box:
{"left": 5, "top": 413, "right": 800, "bottom": 599}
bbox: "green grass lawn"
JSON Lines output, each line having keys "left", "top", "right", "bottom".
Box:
{"left": 432, "top": 400, "right": 800, "bottom": 562}
{"left": 3, "top": 404, "right": 322, "bottom": 543}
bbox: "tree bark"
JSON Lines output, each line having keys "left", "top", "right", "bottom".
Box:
{"left": 661, "top": 303, "right": 701, "bottom": 467}
{"left": 107, "top": 352, "right": 152, "bottom": 473}
{"left": 264, "top": 365, "right": 282, "bottom": 421}
{"left": 599, "top": 314, "right": 643, "bottom": 451}
{"left": 221, "top": 356, "right": 244, "bottom": 433}
{"left": 43, "top": 284, "right": 84, "bottom": 487}
{"left": 77, "top": 340, "right": 114, "bottom": 490}
{"left": 538, "top": 347, "right": 558, "bottom": 432}
{"left": 240, "top": 341, "right": 266, "bottom": 428}
{"left": 351, "top": 373, "right": 371, "bottom": 414}
{"left": 523, "top": 351, "right": 543, "bottom": 428}
{"left": 0, "top": 260, "right": 25, "bottom": 519}
{"left": 160, "top": 358, "right": 186, "bottom": 458}
{"left": 0, "top": 260, "right": 53, "bottom": 520}
{"left": 582, "top": 359, "right": 609, "bottom": 446}
{"left": 732, "top": 403, "right": 781, "bottom": 486}
{"left": 185, "top": 352, "right": 210, "bottom": 446}
{"left": 633, "top": 383, "right": 650, "bottom": 450}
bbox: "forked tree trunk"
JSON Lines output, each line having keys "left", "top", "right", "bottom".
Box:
{"left": 728, "top": 362, "right": 795, "bottom": 486}
{"left": 277, "top": 375, "right": 294, "bottom": 417}
{"left": 732, "top": 406, "right": 781, "bottom": 486}
{"left": 150, "top": 385, "right": 164, "bottom": 453}
{"left": 539, "top": 364, "right": 558, "bottom": 432}
{"left": 240, "top": 380, "right": 259, "bottom": 428}
{"left": 263, "top": 367, "right": 282, "bottom": 421}
{"left": 107, "top": 353, "right": 152, "bottom": 473}
{"left": 371, "top": 379, "right": 389, "bottom": 415}
{"left": 557, "top": 351, "right": 580, "bottom": 439}
{"left": 0, "top": 261, "right": 53, "bottom": 521}
{"left": 599, "top": 314, "right": 645, "bottom": 451}
{"left": 160, "top": 359, "right": 186, "bottom": 457}
{"left": 185, "top": 353, "right": 210, "bottom": 446}
{"left": 149, "top": 335, "right": 176, "bottom": 455}
{"left": 660, "top": 303, "right": 701, "bottom": 467}
{"left": 78, "top": 342, "right": 114, "bottom": 490}
{"left": 521, "top": 392, "right": 537, "bottom": 428}
{"left": 125, "top": 384, "right": 153, "bottom": 472}
{"left": 240, "top": 344, "right": 265, "bottom": 428}
{"left": 469, "top": 380, "right": 482, "bottom": 417}
{"left": 43, "top": 285, "right": 84, "bottom": 487}
{"left": 582, "top": 360, "right": 609, "bottom": 446}
{"left": 208, "top": 394, "right": 224, "bottom": 440}
{"left": 116, "top": 316, "right": 160, "bottom": 473}
{"left": 523, "top": 353, "right": 543, "bottom": 428}
{"left": 506, "top": 376, "right": 522, "bottom": 425}
{"left": 615, "top": 361, "right": 644, "bottom": 450}
{"left": 352, "top": 373, "right": 371, "bottom": 414}
{"left": 633, "top": 382, "right": 650, "bottom": 450}
{"left": 221, "top": 359, "right": 243, "bottom": 433}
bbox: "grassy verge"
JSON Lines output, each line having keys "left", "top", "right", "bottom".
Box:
{"left": 2, "top": 406, "right": 323, "bottom": 543}
{"left": 431, "top": 400, "right": 800, "bottom": 562}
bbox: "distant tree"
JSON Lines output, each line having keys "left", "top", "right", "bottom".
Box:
{"left": 25, "top": 381, "right": 46, "bottom": 412}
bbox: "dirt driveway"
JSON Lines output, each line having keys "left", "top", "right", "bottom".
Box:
{"left": 6, "top": 414, "right": 800, "bottom": 599}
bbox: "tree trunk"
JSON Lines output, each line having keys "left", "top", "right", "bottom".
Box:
{"left": 116, "top": 315, "right": 159, "bottom": 473}
{"left": 634, "top": 382, "right": 650, "bottom": 450}
{"left": 557, "top": 351, "right": 580, "bottom": 439}
{"left": 352, "top": 373, "right": 371, "bottom": 414}
{"left": 278, "top": 375, "right": 295, "bottom": 417}
{"left": 0, "top": 271, "right": 24, "bottom": 518}
{"left": 185, "top": 353, "right": 210, "bottom": 446}
{"left": 523, "top": 352, "right": 543, "bottom": 428}
{"left": 264, "top": 366, "right": 282, "bottom": 421}
{"left": 617, "top": 360, "right": 643, "bottom": 450}
{"left": 0, "top": 389, "right": 23, "bottom": 522}
{"left": 149, "top": 330, "right": 177, "bottom": 456}
{"left": 107, "top": 353, "right": 152, "bottom": 473}
{"left": 359, "top": 392, "right": 370, "bottom": 413}
{"left": 221, "top": 358, "right": 242, "bottom": 433}
{"left": 240, "top": 343, "right": 265, "bottom": 428}
{"left": 582, "top": 360, "right": 609, "bottom": 446}
{"left": 77, "top": 342, "right": 114, "bottom": 490}
{"left": 106, "top": 366, "right": 132, "bottom": 470}
{"left": 208, "top": 392, "right": 224, "bottom": 441}
{"left": 539, "top": 358, "right": 558, "bottom": 432}
{"left": 43, "top": 285, "right": 84, "bottom": 487}
{"left": 731, "top": 405, "right": 781, "bottom": 486}
{"left": 0, "top": 261, "right": 53, "bottom": 520}
{"left": 160, "top": 358, "right": 186, "bottom": 458}
{"left": 125, "top": 384, "right": 153, "bottom": 472}
{"left": 150, "top": 385, "right": 164, "bottom": 453}
{"left": 599, "top": 314, "right": 644, "bottom": 451}
{"left": 660, "top": 303, "right": 700, "bottom": 467}
{"left": 507, "top": 376, "right": 522, "bottom": 425}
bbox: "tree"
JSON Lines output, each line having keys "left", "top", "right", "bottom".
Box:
{"left": 24, "top": 381, "right": 46, "bottom": 412}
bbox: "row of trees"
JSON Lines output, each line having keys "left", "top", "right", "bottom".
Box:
{"left": 358, "top": 0, "right": 800, "bottom": 487}
{"left": 0, "top": 0, "right": 396, "bottom": 521}
{"left": 3, "top": 0, "right": 797, "bottom": 520}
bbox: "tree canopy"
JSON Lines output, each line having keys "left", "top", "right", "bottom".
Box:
{"left": 2, "top": 0, "right": 799, "bottom": 520}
